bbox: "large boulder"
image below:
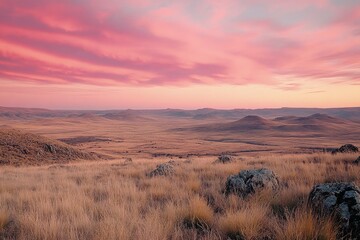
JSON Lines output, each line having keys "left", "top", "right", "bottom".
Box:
{"left": 215, "top": 154, "right": 233, "bottom": 164}
{"left": 332, "top": 144, "right": 358, "bottom": 154}
{"left": 147, "top": 163, "right": 174, "bottom": 177}
{"left": 225, "top": 168, "right": 279, "bottom": 197}
{"left": 308, "top": 182, "right": 360, "bottom": 239}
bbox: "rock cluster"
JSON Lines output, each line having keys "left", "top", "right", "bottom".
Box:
{"left": 308, "top": 182, "right": 360, "bottom": 240}
{"left": 223, "top": 167, "right": 360, "bottom": 239}
{"left": 225, "top": 168, "right": 279, "bottom": 197}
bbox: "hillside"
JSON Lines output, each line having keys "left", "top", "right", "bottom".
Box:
{"left": 0, "top": 127, "right": 97, "bottom": 166}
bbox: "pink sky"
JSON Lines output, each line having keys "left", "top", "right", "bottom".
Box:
{"left": 0, "top": 0, "right": 359, "bottom": 109}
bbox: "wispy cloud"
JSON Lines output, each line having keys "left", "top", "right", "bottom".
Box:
{"left": 306, "top": 90, "right": 326, "bottom": 94}
{"left": 0, "top": 0, "right": 359, "bottom": 87}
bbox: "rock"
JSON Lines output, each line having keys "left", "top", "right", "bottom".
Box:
{"left": 148, "top": 163, "right": 174, "bottom": 177}
{"left": 124, "top": 158, "right": 133, "bottom": 164}
{"left": 20, "top": 148, "right": 29, "bottom": 154}
{"left": 44, "top": 144, "right": 56, "bottom": 154}
{"left": 225, "top": 168, "right": 279, "bottom": 197}
{"left": 352, "top": 156, "right": 360, "bottom": 165}
{"left": 215, "top": 154, "right": 233, "bottom": 164}
{"left": 308, "top": 182, "right": 360, "bottom": 239}
{"left": 332, "top": 144, "right": 358, "bottom": 154}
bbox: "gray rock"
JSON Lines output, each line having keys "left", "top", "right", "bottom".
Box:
{"left": 215, "top": 154, "right": 233, "bottom": 164}
{"left": 148, "top": 163, "right": 174, "bottom": 177}
{"left": 44, "top": 144, "right": 56, "bottom": 154}
{"left": 225, "top": 168, "right": 279, "bottom": 197}
{"left": 308, "top": 182, "right": 360, "bottom": 239}
{"left": 332, "top": 144, "right": 358, "bottom": 154}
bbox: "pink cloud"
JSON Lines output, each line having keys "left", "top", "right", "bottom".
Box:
{"left": 0, "top": 0, "right": 359, "bottom": 89}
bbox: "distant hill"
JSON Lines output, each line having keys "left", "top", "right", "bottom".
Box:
{"left": 0, "top": 127, "right": 97, "bottom": 166}
{"left": 101, "top": 110, "right": 153, "bottom": 121}
{"left": 166, "top": 108, "right": 360, "bottom": 121}
{"left": 192, "top": 115, "right": 275, "bottom": 131}
{"left": 177, "top": 114, "right": 359, "bottom": 134}
{"left": 0, "top": 106, "right": 359, "bottom": 121}
{"left": 274, "top": 113, "right": 349, "bottom": 125}
{"left": 0, "top": 106, "right": 56, "bottom": 119}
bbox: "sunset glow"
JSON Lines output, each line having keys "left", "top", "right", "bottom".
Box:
{"left": 0, "top": 0, "right": 359, "bottom": 109}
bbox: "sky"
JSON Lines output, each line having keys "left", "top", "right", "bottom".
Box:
{"left": 0, "top": 0, "right": 359, "bottom": 109}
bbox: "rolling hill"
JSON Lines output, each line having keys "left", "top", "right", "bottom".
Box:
{"left": 177, "top": 114, "right": 359, "bottom": 134}
{"left": 0, "top": 127, "right": 98, "bottom": 166}
{"left": 1, "top": 106, "right": 360, "bottom": 121}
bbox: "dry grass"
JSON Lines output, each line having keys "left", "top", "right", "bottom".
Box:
{"left": 218, "top": 204, "right": 269, "bottom": 239}
{"left": 0, "top": 211, "right": 9, "bottom": 231}
{"left": 183, "top": 195, "right": 214, "bottom": 230}
{"left": 275, "top": 208, "right": 337, "bottom": 240}
{"left": 0, "top": 152, "right": 358, "bottom": 239}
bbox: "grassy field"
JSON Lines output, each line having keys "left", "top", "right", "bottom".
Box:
{"left": 1, "top": 153, "right": 358, "bottom": 239}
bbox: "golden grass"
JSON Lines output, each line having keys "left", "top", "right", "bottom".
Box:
{"left": 183, "top": 195, "right": 214, "bottom": 230}
{"left": 218, "top": 204, "right": 269, "bottom": 239}
{"left": 275, "top": 208, "right": 337, "bottom": 240}
{"left": 0, "top": 153, "right": 358, "bottom": 239}
{"left": 0, "top": 210, "right": 9, "bottom": 231}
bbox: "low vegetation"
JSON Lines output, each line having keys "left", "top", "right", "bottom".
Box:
{"left": 0, "top": 153, "right": 359, "bottom": 239}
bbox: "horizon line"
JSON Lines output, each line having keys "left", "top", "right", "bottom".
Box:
{"left": 1, "top": 105, "right": 360, "bottom": 112}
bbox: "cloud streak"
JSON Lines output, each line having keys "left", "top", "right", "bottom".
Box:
{"left": 0, "top": 0, "right": 359, "bottom": 87}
